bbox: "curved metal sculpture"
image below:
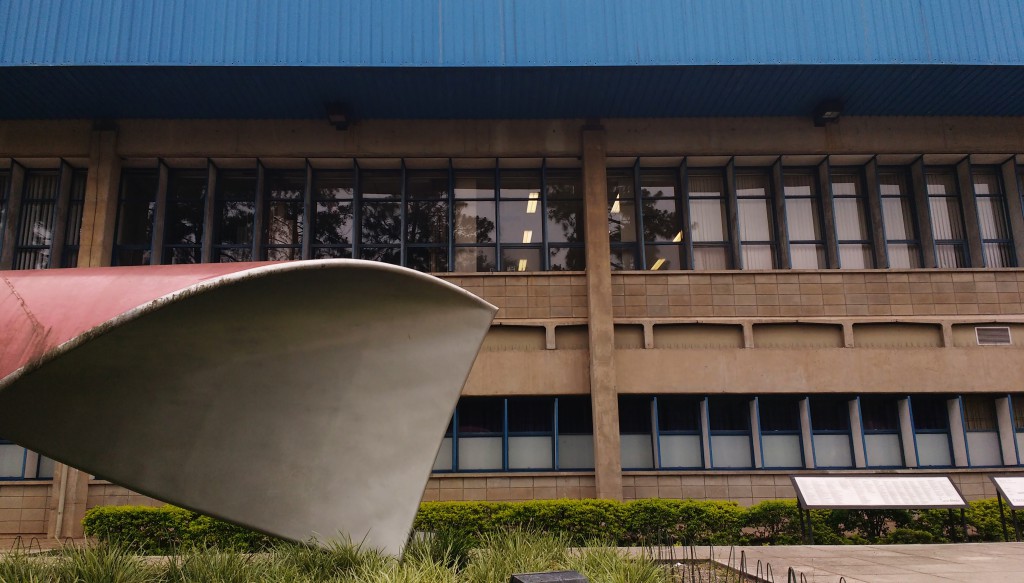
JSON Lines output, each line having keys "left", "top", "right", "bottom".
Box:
{"left": 0, "top": 260, "right": 496, "bottom": 554}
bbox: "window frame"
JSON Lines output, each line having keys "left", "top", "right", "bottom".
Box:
{"left": 782, "top": 169, "right": 829, "bottom": 269}
{"left": 970, "top": 166, "right": 1016, "bottom": 268}
{"left": 829, "top": 167, "right": 875, "bottom": 269}
{"left": 925, "top": 167, "right": 970, "bottom": 268}
{"left": 877, "top": 166, "right": 923, "bottom": 268}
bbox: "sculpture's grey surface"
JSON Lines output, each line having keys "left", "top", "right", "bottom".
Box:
{"left": 0, "top": 260, "right": 496, "bottom": 554}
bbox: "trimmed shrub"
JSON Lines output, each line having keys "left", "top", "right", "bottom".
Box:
{"left": 83, "top": 505, "right": 275, "bottom": 554}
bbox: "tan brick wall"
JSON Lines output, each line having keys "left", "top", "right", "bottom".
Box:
{"left": 441, "top": 274, "right": 588, "bottom": 320}
{"left": 422, "top": 474, "right": 596, "bottom": 502}
{"left": 86, "top": 483, "right": 162, "bottom": 510}
{"left": 0, "top": 483, "right": 50, "bottom": 534}
{"left": 613, "top": 270, "right": 1024, "bottom": 319}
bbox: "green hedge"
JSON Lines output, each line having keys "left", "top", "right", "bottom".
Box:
{"left": 83, "top": 497, "right": 1009, "bottom": 553}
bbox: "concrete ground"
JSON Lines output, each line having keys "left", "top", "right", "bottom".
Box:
{"left": 648, "top": 543, "right": 1024, "bottom": 583}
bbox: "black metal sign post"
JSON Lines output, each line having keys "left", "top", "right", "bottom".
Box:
{"left": 991, "top": 477, "right": 1024, "bottom": 542}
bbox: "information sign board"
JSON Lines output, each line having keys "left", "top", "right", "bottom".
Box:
{"left": 991, "top": 477, "right": 1024, "bottom": 509}
{"left": 791, "top": 476, "right": 966, "bottom": 509}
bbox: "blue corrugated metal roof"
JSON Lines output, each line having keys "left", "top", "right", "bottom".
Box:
{"left": 3, "top": 0, "right": 1024, "bottom": 67}
{"left": 2, "top": 1, "right": 1024, "bottom": 119}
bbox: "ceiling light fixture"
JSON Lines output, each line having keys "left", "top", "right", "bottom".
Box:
{"left": 813, "top": 99, "right": 843, "bottom": 127}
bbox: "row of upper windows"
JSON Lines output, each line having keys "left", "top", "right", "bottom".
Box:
{"left": 611, "top": 163, "right": 1017, "bottom": 271}
{"left": 0, "top": 158, "right": 1020, "bottom": 273}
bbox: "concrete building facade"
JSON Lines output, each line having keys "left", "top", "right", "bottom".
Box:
{"left": 3, "top": 0, "right": 1024, "bottom": 539}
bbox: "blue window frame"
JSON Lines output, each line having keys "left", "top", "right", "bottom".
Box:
{"left": 909, "top": 395, "right": 954, "bottom": 467}
{"left": 859, "top": 395, "right": 904, "bottom": 468}
{"left": 757, "top": 395, "right": 804, "bottom": 469}
{"left": 809, "top": 396, "right": 854, "bottom": 468}
{"left": 707, "top": 396, "right": 753, "bottom": 469}
{"left": 656, "top": 395, "right": 704, "bottom": 469}
{"left": 962, "top": 395, "right": 1004, "bottom": 467}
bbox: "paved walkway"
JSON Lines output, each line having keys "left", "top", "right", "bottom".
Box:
{"left": 651, "top": 543, "right": 1024, "bottom": 583}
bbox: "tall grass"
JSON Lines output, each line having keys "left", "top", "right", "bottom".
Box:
{"left": 0, "top": 530, "right": 676, "bottom": 583}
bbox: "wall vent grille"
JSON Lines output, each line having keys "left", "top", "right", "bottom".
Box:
{"left": 976, "top": 326, "right": 1012, "bottom": 346}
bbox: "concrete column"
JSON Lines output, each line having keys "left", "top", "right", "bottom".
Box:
{"left": 770, "top": 158, "right": 791, "bottom": 268}
{"left": 47, "top": 463, "right": 91, "bottom": 539}
{"left": 956, "top": 158, "right": 985, "bottom": 268}
{"left": 864, "top": 158, "right": 888, "bottom": 268}
{"left": 0, "top": 163, "right": 25, "bottom": 270}
{"left": 700, "top": 397, "right": 712, "bottom": 469}
{"left": 898, "top": 397, "right": 918, "bottom": 468}
{"left": 581, "top": 125, "right": 622, "bottom": 500}
{"left": 910, "top": 158, "right": 937, "bottom": 268}
{"left": 948, "top": 396, "right": 969, "bottom": 467}
{"left": 77, "top": 127, "right": 121, "bottom": 268}
{"left": 849, "top": 398, "right": 867, "bottom": 468}
{"left": 996, "top": 396, "right": 1018, "bottom": 466}
{"left": 999, "top": 158, "right": 1024, "bottom": 265}
{"left": 750, "top": 398, "right": 763, "bottom": 469}
{"left": 799, "top": 397, "right": 815, "bottom": 469}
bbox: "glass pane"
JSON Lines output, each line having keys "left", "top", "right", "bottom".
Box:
{"left": 117, "top": 172, "right": 158, "bottom": 247}
{"left": 459, "top": 398, "right": 504, "bottom": 434}
{"left": 406, "top": 200, "right": 448, "bottom": 244}
{"left": 501, "top": 247, "right": 542, "bottom": 272}
{"left": 709, "top": 397, "right": 750, "bottom": 431}
{"left": 657, "top": 396, "right": 701, "bottom": 432}
{"left": 929, "top": 196, "right": 964, "bottom": 240}
{"left": 267, "top": 247, "right": 301, "bottom": 261}
{"left": 861, "top": 397, "right": 899, "bottom": 431}
{"left": 882, "top": 197, "right": 915, "bottom": 240}
{"left": 963, "top": 396, "right": 997, "bottom": 432}
{"left": 313, "top": 171, "right": 354, "bottom": 200}
{"left": 265, "top": 201, "right": 303, "bottom": 247}
{"left": 499, "top": 170, "right": 541, "bottom": 199}
{"left": 785, "top": 198, "right": 821, "bottom": 241}
{"left": 361, "top": 172, "right": 401, "bottom": 200}
{"left": 983, "top": 242, "right": 1014, "bottom": 268}
{"left": 14, "top": 248, "right": 50, "bottom": 270}
{"left": 791, "top": 243, "right": 826, "bottom": 269}
{"left": 735, "top": 173, "right": 770, "bottom": 198}
{"left": 217, "top": 201, "right": 255, "bottom": 245}
{"left": 546, "top": 171, "right": 582, "bottom": 200}
{"left": 314, "top": 201, "right": 353, "bottom": 246}
{"left": 508, "top": 397, "right": 554, "bottom": 433}
{"left": 742, "top": 244, "right": 775, "bottom": 269}
{"left": 911, "top": 397, "right": 950, "bottom": 431}
{"left": 811, "top": 397, "right": 850, "bottom": 431}
{"left": 17, "top": 201, "right": 55, "bottom": 249}
{"left": 830, "top": 173, "right": 861, "bottom": 197}
{"left": 454, "top": 172, "right": 495, "bottom": 199}
{"left": 218, "top": 172, "right": 257, "bottom": 201}
{"left": 834, "top": 197, "right": 868, "bottom": 240}
{"left": 312, "top": 247, "right": 352, "bottom": 259}
{"left": 217, "top": 248, "right": 252, "bottom": 262}
{"left": 454, "top": 247, "right": 496, "bottom": 272}
{"left": 618, "top": 396, "right": 653, "bottom": 434}
{"left": 500, "top": 200, "right": 543, "bottom": 244}
{"left": 265, "top": 171, "right": 304, "bottom": 200}
{"left": 690, "top": 199, "right": 727, "bottom": 242}
{"left": 164, "top": 200, "right": 204, "bottom": 246}
{"left": 977, "top": 197, "right": 1008, "bottom": 240}
{"left": 783, "top": 173, "right": 815, "bottom": 197}
{"left": 693, "top": 245, "right": 731, "bottom": 270}
{"left": 361, "top": 201, "right": 401, "bottom": 245}
{"left": 454, "top": 201, "right": 496, "bottom": 244}
{"left": 116, "top": 249, "right": 151, "bottom": 266}
{"left": 879, "top": 171, "right": 910, "bottom": 197}
{"left": 887, "top": 243, "right": 921, "bottom": 268}
{"left": 167, "top": 172, "right": 207, "bottom": 201}
{"left": 359, "top": 246, "right": 400, "bottom": 264}
{"left": 406, "top": 171, "right": 448, "bottom": 200}
{"left": 610, "top": 247, "right": 637, "bottom": 271}
{"left": 839, "top": 244, "right": 873, "bottom": 269}
{"left": 558, "top": 397, "right": 593, "bottom": 434}
{"left": 163, "top": 247, "right": 202, "bottom": 264}
{"left": 759, "top": 397, "right": 800, "bottom": 432}
{"left": 549, "top": 246, "right": 586, "bottom": 271}
{"left": 926, "top": 171, "right": 958, "bottom": 197}
{"left": 644, "top": 244, "right": 681, "bottom": 271}
{"left": 689, "top": 173, "right": 724, "bottom": 197}
{"left": 640, "top": 171, "right": 677, "bottom": 198}
{"left": 642, "top": 198, "right": 681, "bottom": 242}
{"left": 608, "top": 172, "right": 637, "bottom": 243}
{"left": 546, "top": 199, "right": 583, "bottom": 243}
{"left": 738, "top": 198, "right": 771, "bottom": 242}
{"left": 935, "top": 243, "right": 968, "bottom": 268}
{"left": 406, "top": 247, "right": 448, "bottom": 272}
{"left": 972, "top": 171, "right": 1001, "bottom": 197}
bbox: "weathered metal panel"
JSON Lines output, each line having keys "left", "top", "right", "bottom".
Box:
{"left": 3, "top": 0, "right": 1024, "bottom": 68}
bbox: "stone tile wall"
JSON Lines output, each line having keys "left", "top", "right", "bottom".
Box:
{"left": 422, "top": 474, "right": 596, "bottom": 502}
{"left": 613, "top": 270, "right": 1024, "bottom": 319}
{"left": 86, "top": 483, "right": 162, "bottom": 510}
{"left": 441, "top": 274, "right": 587, "bottom": 320}
{"left": 0, "top": 483, "right": 50, "bottom": 534}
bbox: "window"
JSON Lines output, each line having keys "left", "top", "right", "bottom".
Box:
{"left": 810, "top": 396, "right": 850, "bottom": 432}
{"left": 926, "top": 170, "right": 968, "bottom": 268}
{"left": 618, "top": 395, "right": 654, "bottom": 468}
{"left": 454, "top": 171, "right": 497, "bottom": 271}
{"left": 860, "top": 396, "right": 904, "bottom": 467}
{"left": 911, "top": 396, "right": 950, "bottom": 430}
{"left": 162, "top": 170, "right": 207, "bottom": 264}
{"left": 689, "top": 171, "right": 731, "bottom": 269}
{"left": 262, "top": 170, "right": 305, "bottom": 261}
{"left": 0, "top": 170, "right": 8, "bottom": 260}
{"left": 61, "top": 171, "right": 87, "bottom": 268}
{"left": 656, "top": 396, "right": 703, "bottom": 469}
{"left": 963, "top": 396, "right": 997, "bottom": 432}
{"left": 972, "top": 169, "right": 1015, "bottom": 267}
{"left": 736, "top": 172, "right": 776, "bottom": 269}
{"left": 557, "top": 396, "right": 594, "bottom": 469}
{"left": 1015, "top": 395, "right": 1024, "bottom": 431}
{"left": 13, "top": 171, "right": 60, "bottom": 270}
{"left": 860, "top": 396, "right": 899, "bottom": 432}
{"left": 213, "top": 171, "right": 257, "bottom": 262}
{"left": 406, "top": 170, "right": 449, "bottom": 272}
{"left": 358, "top": 171, "right": 402, "bottom": 265}
{"left": 507, "top": 397, "right": 555, "bottom": 470}
{"left": 456, "top": 397, "right": 504, "bottom": 471}
{"left": 809, "top": 396, "right": 853, "bottom": 468}
{"left": 311, "top": 170, "right": 354, "bottom": 259}
{"left": 758, "top": 396, "right": 803, "bottom": 468}
{"left": 499, "top": 170, "right": 543, "bottom": 272}
{"left": 831, "top": 170, "right": 874, "bottom": 268}
{"left": 607, "top": 170, "right": 638, "bottom": 270}
{"left": 783, "top": 172, "right": 826, "bottom": 268}
{"left": 878, "top": 169, "right": 921, "bottom": 268}
{"left": 546, "top": 170, "right": 585, "bottom": 271}
{"left": 640, "top": 169, "right": 684, "bottom": 271}
{"left": 708, "top": 396, "right": 752, "bottom": 468}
